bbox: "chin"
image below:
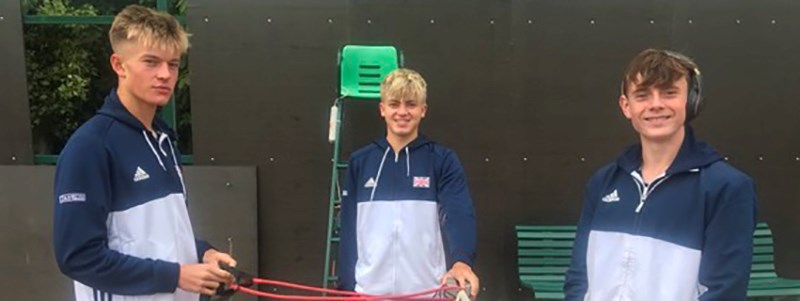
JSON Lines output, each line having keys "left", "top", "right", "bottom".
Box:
{"left": 642, "top": 129, "right": 681, "bottom": 141}
{"left": 146, "top": 98, "right": 171, "bottom": 107}
{"left": 390, "top": 129, "right": 414, "bottom": 137}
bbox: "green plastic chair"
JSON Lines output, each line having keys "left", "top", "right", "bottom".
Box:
{"left": 338, "top": 45, "right": 401, "bottom": 99}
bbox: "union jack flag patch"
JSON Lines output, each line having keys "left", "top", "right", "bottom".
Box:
{"left": 413, "top": 176, "right": 430, "bottom": 188}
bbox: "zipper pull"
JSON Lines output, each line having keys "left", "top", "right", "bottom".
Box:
{"left": 635, "top": 192, "right": 646, "bottom": 213}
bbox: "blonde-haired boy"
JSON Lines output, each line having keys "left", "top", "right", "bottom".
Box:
{"left": 54, "top": 5, "right": 235, "bottom": 301}
{"left": 337, "top": 68, "right": 480, "bottom": 298}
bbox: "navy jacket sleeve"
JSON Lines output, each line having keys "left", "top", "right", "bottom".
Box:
{"left": 564, "top": 180, "right": 599, "bottom": 300}
{"left": 437, "top": 151, "right": 477, "bottom": 268}
{"left": 698, "top": 176, "right": 758, "bottom": 301}
{"left": 53, "top": 134, "right": 180, "bottom": 295}
{"left": 195, "top": 240, "right": 213, "bottom": 262}
{"left": 336, "top": 156, "right": 359, "bottom": 290}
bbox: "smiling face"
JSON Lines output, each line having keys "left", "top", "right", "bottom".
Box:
{"left": 379, "top": 68, "right": 428, "bottom": 141}
{"left": 380, "top": 93, "right": 427, "bottom": 140}
{"left": 620, "top": 73, "right": 687, "bottom": 143}
{"left": 619, "top": 49, "right": 701, "bottom": 144}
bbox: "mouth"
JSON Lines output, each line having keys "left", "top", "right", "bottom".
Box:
{"left": 153, "top": 86, "right": 172, "bottom": 94}
{"left": 644, "top": 115, "right": 671, "bottom": 122}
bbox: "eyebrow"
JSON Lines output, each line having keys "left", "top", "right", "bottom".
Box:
{"left": 632, "top": 84, "right": 680, "bottom": 95}
{"left": 656, "top": 84, "right": 680, "bottom": 92}
{"left": 141, "top": 54, "right": 180, "bottom": 64}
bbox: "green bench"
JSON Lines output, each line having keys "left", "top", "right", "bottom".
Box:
{"left": 516, "top": 223, "right": 800, "bottom": 300}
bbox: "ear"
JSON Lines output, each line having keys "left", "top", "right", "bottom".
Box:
{"left": 110, "top": 53, "right": 126, "bottom": 78}
{"left": 420, "top": 103, "right": 427, "bottom": 118}
{"left": 619, "top": 94, "right": 632, "bottom": 119}
{"left": 379, "top": 101, "right": 386, "bottom": 117}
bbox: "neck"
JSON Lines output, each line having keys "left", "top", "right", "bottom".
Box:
{"left": 117, "top": 86, "right": 157, "bottom": 132}
{"left": 387, "top": 132, "right": 418, "bottom": 154}
{"left": 639, "top": 128, "right": 685, "bottom": 182}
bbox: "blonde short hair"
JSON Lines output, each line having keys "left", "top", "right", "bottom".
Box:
{"left": 380, "top": 68, "right": 427, "bottom": 103}
{"left": 109, "top": 5, "right": 189, "bottom": 54}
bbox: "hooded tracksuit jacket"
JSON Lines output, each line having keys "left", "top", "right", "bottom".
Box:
{"left": 565, "top": 127, "right": 758, "bottom": 301}
{"left": 54, "top": 89, "right": 211, "bottom": 301}
{"left": 337, "top": 136, "right": 477, "bottom": 295}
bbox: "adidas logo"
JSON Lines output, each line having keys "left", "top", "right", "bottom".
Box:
{"left": 133, "top": 166, "right": 150, "bottom": 182}
{"left": 602, "top": 189, "right": 620, "bottom": 203}
{"left": 364, "top": 177, "right": 376, "bottom": 188}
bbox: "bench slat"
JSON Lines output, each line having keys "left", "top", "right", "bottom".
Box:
{"left": 517, "top": 222, "right": 800, "bottom": 299}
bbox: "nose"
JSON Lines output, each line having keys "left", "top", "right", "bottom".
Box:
{"left": 397, "top": 103, "right": 409, "bottom": 115}
{"left": 156, "top": 62, "right": 171, "bottom": 81}
{"left": 649, "top": 94, "right": 665, "bottom": 110}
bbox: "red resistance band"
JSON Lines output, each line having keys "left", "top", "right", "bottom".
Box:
{"left": 218, "top": 265, "right": 469, "bottom": 300}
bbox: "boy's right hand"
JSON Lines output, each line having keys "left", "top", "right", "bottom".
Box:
{"left": 178, "top": 263, "right": 234, "bottom": 295}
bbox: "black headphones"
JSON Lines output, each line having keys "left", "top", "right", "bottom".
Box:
{"left": 621, "top": 50, "right": 703, "bottom": 123}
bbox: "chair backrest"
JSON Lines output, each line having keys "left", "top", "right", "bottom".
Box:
{"left": 516, "top": 225, "right": 577, "bottom": 283}
{"left": 339, "top": 45, "right": 400, "bottom": 99}
{"left": 751, "top": 222, "right": 778, "bottom": 279}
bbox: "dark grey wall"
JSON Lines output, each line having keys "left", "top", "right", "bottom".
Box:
{"left": 0, "top": 0, "right": 33, "bottom": 165}
{"left": 0, "top": 166, "right": 70, "bottom": 299}
{"left": 188, "top": 0, "right": 351, "bottom": 293}
{"left": 0, "top": 166, "right": 258, "bottom": 300}
{"left": 187, "top": 0, "right": 800, "bottom": 299}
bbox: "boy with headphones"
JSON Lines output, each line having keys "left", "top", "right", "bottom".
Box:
{"left": 564, "top": 49, "right": 758, "bottom": 300}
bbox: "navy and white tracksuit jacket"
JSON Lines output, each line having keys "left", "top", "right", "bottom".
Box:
{"left": 53, "top": 89, "right": 212, "bottom": 301}
{"left": 337, "top": 136, "right": 477, "bottom": 295}
{"left": 565, "top": 127, "right": 758, "bottom": 301}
